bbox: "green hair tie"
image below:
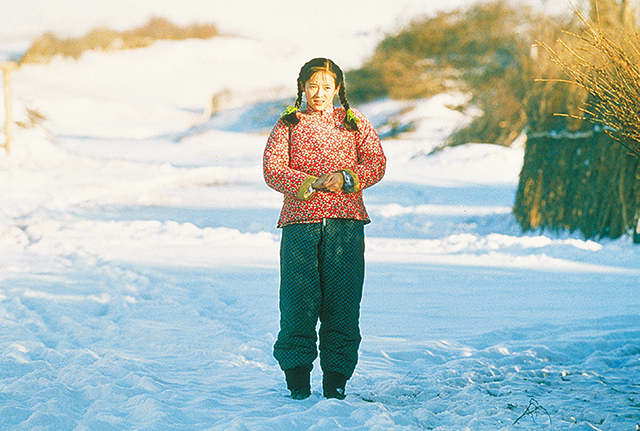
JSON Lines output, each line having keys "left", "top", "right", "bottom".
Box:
{"left": 281, "top": 105, "right": 298, "bottom": 118}
{"left": 346, "top": 108, "right": 360, "bottom": 124}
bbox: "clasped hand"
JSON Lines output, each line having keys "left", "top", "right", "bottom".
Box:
{"left": 312, "top": 172, "right": 344, "bottom": 192}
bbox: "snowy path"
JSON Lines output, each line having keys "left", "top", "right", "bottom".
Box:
{"left": 2, "top": 240, "right": 638, "bottom": 429}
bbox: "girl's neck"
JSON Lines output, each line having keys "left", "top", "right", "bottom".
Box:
{"left": 306, "top": 104, "right": 334, "bottom": 115}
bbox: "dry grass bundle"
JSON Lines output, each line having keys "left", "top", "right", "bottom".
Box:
{"left": 21, "top": 17, "right": 219, "bottom": 64}
{"left": 539, "top": 7, "right": 640, "bottom": 158}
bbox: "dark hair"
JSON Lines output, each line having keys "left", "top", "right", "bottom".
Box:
{"left": 281, "top": 57, "right": 359, "bottom": 131}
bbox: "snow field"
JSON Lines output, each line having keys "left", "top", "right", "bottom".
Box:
{"left": 0, "top": 4, "right": 639, "bottom": 429}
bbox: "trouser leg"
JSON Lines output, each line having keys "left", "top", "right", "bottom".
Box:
{"left": 318, "top": 219, "right": 365, "bottom": 379}
{"left": 273, "top": 223, "right": 322, "bottom": 371}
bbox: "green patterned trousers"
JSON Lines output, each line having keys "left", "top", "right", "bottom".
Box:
{"left": 273, "top": 218, "right": 365, "bottom": 378}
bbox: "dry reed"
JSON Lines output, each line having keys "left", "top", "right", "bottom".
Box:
{"left": 538, "top": 7, "right": 640, "bottom": 158}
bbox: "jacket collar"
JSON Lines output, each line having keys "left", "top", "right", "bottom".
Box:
{"left": 304, "top": 104, "right": 335, "bottom": 116}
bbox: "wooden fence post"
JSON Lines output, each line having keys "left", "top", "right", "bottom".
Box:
{"left": 1, "top": 61, "right": 18, "bottom": 154}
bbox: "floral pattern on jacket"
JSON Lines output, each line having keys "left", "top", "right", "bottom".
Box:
{"left": 263, "top": 105, "right": 386, "bottom": 227}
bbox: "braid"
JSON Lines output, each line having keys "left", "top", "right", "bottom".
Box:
{"left": 295, "top": 81, "right": 303, "bottom": 109}
{"left": 281, "top": 79, "right": 304, "bottom": 127}
{"left": 339, "top": 84, "right": 359, "bottom": 132}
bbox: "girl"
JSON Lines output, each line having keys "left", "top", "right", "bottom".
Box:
{"left": 263, "top": 58, "right": 386, "bottom": 400}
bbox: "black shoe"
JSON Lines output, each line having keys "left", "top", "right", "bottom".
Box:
{"left": 285, "top": 366, "right": 311, "bottom": 400}
{"left": 290, "top": 387, "right": 311, "bottom": 400}
{"left": 323, "top": 371, "right": 347, "bottom": 400}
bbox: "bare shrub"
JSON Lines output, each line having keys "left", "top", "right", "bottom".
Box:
{"left": 20, "top": 17, "right": 219, "bottom": 64}
{"left": 127, "top": 16, "right": 218, "bottom": 42}
{"left": 538, "top": 7, "right": 640, "bottom": 158}
{"left": 346, "top": 1, "right": 571, "bottom": 147}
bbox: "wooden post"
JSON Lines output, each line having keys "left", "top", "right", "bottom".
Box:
{"left": 1, "top": 62, "right": 18, "bottom": 154}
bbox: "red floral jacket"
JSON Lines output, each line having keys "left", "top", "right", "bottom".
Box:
{"left": 263, "top": 105, "right": 386, "bottom": 227}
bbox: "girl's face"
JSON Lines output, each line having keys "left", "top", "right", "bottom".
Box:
{"left": 303, "top": 71, "right": 340, "bottom": 112}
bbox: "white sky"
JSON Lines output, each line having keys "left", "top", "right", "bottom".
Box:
{"left": 0, "top": 0, "right": 473, "bottom": 40}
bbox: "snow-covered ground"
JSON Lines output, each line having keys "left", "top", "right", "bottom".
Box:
{"left": 1, "top": 1, "right": 639, "bottom": 430}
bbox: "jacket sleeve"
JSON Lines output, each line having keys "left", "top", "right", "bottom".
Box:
{"left": 263, "top": 119, "right": 318, "bottom": 200}
{"left": 349, "top": 110, "right": 386, "bottom": 191}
